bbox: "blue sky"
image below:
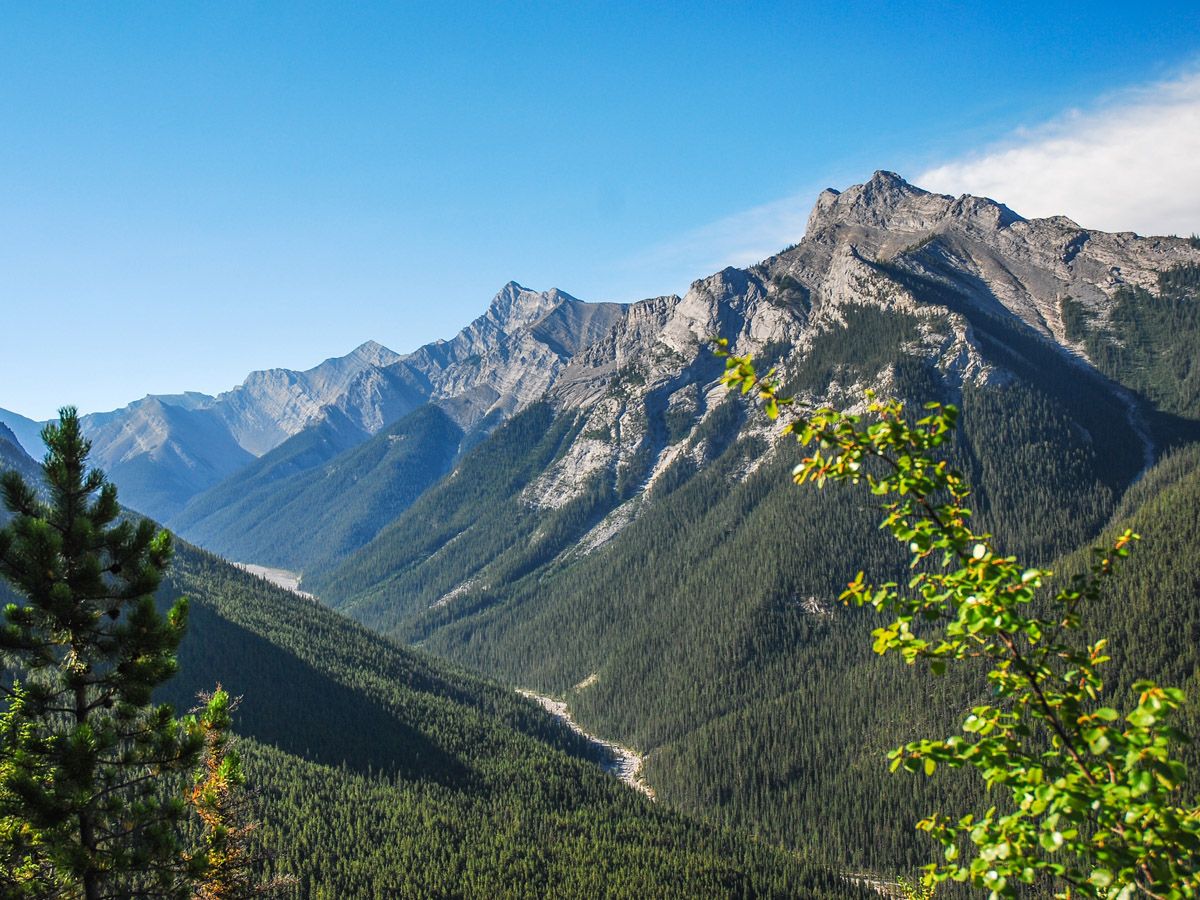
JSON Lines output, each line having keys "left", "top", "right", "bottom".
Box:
{"left": 2, "top": 1, "right": 1198, "bottom": 420}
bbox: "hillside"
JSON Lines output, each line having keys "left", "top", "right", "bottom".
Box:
{"left": 160, "top": 542, "right": 863, "bottom": 897}
{"left": 0, "top": 436, "right": 863, "bottom": 897}
{"left": 0, "top": 423, "right": 41, "bottom": 483}
{"left": 291, "top": 173, "right": 1200, "bottom": 874}
{"left": 0, "top": 409, "right": 45, "bottom": 458}
{"left": 7, "top": 171, "right": 1200, "bottom": 888}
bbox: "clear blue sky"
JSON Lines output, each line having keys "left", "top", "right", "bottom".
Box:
{"left": 2, "top": 1, "right": 1198, "bottom": 419}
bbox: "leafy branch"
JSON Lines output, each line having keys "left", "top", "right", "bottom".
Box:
{"left": 714, "top": 339, "right": 1200, "bottom": 898}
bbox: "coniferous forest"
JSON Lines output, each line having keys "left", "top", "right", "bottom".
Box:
{"left": 4, "top": 182, "right": 1200, "bottom": 897}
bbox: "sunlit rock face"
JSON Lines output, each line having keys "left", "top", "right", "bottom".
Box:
{"left": 64, "top": 172, "right": 1200, "bottom": 523}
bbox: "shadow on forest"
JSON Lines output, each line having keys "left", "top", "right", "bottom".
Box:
{"left": 163, "top": 601, "right": 470, "bottom": 786}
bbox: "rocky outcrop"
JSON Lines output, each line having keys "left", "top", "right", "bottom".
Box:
{"left": 787, "top": 171, "right": 1199, "bottom": 346}
{"left": 397, "top": 283, "right": 626, "bottom": 429}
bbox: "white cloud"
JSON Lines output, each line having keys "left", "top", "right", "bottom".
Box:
{"left": 918, "top": 70, "right": 1200, "bottom": 237}
{"left": 613, "top": 70, "right": 1200, "bottom": 302}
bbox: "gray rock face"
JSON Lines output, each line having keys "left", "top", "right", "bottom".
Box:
{"left": 791, "top": 171, "right": 1199, "bottom": 345}
{"left": 397, "top": 282, "right": 626, "bottom": 429}
{"left": 302, "top": 174, "right": 1199, "bottom": 621}
{"left": 39, "top": 172, "right": 1200, "bottom": 528}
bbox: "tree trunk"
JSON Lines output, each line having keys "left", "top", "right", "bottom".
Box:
{"left": 76, "top": 681, "right": 101, "bottom": 900}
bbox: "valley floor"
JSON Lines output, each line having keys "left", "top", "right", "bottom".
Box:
{"left": 230, "top": 561, "right": 315, "bottom": 600}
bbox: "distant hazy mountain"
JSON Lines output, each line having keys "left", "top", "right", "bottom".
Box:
{"left": 75, "top": 397, "right": 254, "bottom": 521}
{"left": 0, "top": 407, "right": 46, "bottom": 457}
{"left": 49, "top": 286, "right": 622, "bottom": 525}
{"left": 168, "top": 284, "right": 626, "bottom": 558}
{"left": 170, "top": 404, "right": 464, "bottom": 572}
{"left": 207, "top": 339, "right": 415, "bottom": 455}
{"left": 43, "top": 342, "right": 423, "bottom": 522}
{"left": 0, "top": 421, "right": 41, "bottom": 485}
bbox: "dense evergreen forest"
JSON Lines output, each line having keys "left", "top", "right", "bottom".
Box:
{"left": 163, "top": 543, "right": 870, "bottom": 897}
{"left": 7, "top": 248, "right": 1198, "bottom": 893}
{"left": 301, "top": 265, "right": 1200, "bottom": 882}
{"left": 1061, "top": 264, "right": 1200, "bottom": 444}
{"left": 0, "top": 444, "right": 865, "bottom": 897}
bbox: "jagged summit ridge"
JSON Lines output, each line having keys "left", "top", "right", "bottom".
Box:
{"left": 396, "top": 283, "right": 624, "bottom": 429}
{"left": 346, "top": 339, "right": 404, "bottom": 367}
{"left": 485, "top": 282, "right": 581, "bottom": 334}
{"left": 9, "top": 170, "right": 1200, "bottom": 530}
{"left": 805, "top": 170, "right": 1024, "bottom": 237}
{"left": 784, "top": 170, "right": 1200, "bottom": 347}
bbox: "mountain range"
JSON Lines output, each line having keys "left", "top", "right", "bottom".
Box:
{"left": 3, "top": 170, "right": 1199, "bottom": 890}
{"left": 10, "top": 172, "right": 1194, "bottom": 546}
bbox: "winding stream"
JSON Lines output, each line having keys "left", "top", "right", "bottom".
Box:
{"left": 518, "top": 689, "right": 655, "bottom": 799}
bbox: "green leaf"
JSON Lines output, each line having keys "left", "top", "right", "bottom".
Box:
{"left": 1127, "top": 707, "right": 1157, "bottom": 728}
{"left": 1089, "top": 868, "right": 1113, "bottom": 888}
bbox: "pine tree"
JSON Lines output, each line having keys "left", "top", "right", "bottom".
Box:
{"left": 0, "top": 407, "right": 205, "bottom": 899}
{"left": 189, "top": 688, "right": 292, "bottom": 899}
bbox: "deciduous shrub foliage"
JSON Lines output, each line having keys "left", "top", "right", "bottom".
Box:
{"left": 716, "top": 339, "right": 1200, "bottom": 898}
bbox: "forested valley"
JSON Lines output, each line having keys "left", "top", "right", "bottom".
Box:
{"left": 5, "top": 174, "right": 1200, "bottom": 896}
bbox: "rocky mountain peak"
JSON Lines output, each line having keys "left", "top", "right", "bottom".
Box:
{"left": 805, "top": 170, "right": 951, "bottom": 235}
{"left": 347, "top": 340, "right": 403, "bottom": 367}
{"left": 861, "top": 169, "right": 923, "bottom": 198}
{"left": 804, "top": 170, "right": 1024, "bottom": 239}
{"left": 486, "top": 282, "right": 578, "bottom": 334}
